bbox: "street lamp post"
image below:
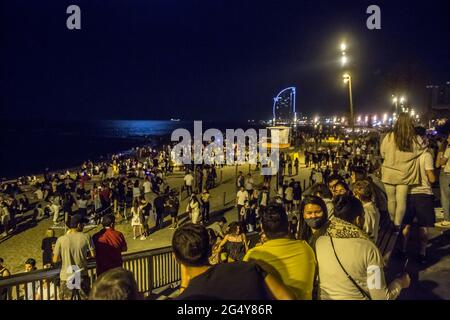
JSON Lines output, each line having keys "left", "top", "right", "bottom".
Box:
{"left": 340, "top": 41, "right": 355, "bottom": 152}
{"left": 343, "top": 73, "right": 355, "bottom": 152}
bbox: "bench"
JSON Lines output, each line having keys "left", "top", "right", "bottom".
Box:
{"left": 376, "top": 211, "right": 399, "bottom": 267}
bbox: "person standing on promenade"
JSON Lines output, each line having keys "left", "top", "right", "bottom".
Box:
{"left": 93, "top": 215, "right": 127, "bottom": 276}
{"left": 380, "top": 113, "right": 425, "bottom": 231}
{"left": 131, "top": 200, "right": 146, "bottom": 240}
{"left": 0, "top": 258, "right": 11, "bottom": 300}
{"left": 200, "top": 189, "right": 210, "bottom": 224}
{"left": 436, "top": 132, "right": 450, "bottom": 227}
{"left": 41, "top": 229, "right": 57, "bottom": 268}
{"left": 184, "top": 171, "right": 194, "bottom": 197}
{"left": 53, "top": 214, "right": 95, "bottom": 300}
{"left": 236, "top": 186, "right": 249, "bottom": 224}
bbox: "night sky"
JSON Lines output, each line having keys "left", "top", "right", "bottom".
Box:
{"left": 1, "top": 0, "right": 450, "bottom": 121}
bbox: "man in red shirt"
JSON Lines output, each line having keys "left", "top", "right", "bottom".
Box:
{"left": 99, "top": 184, "right": 111, "bottom": 210}
{"left": 93, "top": 215, "right": 127, "bottom": 276}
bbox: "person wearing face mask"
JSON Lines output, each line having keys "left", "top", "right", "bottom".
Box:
{"left": 297, "top": 196, "right": 330, "bottom": 250}
{"left": 315, "top": 195, "right": 410, "bottom": 300}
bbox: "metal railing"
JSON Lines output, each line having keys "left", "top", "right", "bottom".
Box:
{"left": 0, "top": 246, "right": 180, "bottom": 300}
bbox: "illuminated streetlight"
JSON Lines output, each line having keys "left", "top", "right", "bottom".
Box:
{"left": 340, "top": 43, "right": 347, "bottom": 51}
{"left": 383, "top": 113, "right": 388, "bottom": 123}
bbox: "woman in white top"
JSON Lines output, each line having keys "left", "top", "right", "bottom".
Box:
{"left": 380, "top": 113, "right": 424, "bottom": 229}
{"left": 131, "top": 200, "right": 146, "bottom": 240}
{"left": 187, "top": 195, "right": 200, "bottom": 224}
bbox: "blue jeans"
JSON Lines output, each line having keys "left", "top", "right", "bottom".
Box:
{"left": 440, "top": 172, "right": 450, "bottom": 221}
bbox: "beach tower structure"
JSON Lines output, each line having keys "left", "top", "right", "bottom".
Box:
{"left": 272, "top": 87, "right": 297, "bottom": 126}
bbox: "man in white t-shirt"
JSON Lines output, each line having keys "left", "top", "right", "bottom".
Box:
{"left": 143, "top": 179, "right": 152, "bottom": 201}
{"left": 403, "top": 148, "right": 435, "bottom": 264}
{"left": 184, "top": 172, "right": 194, "bottom": 196}
{"left": 236, "top": 186, "right": 249, "bottom": 223}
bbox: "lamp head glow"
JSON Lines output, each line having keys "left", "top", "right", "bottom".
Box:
{"left": 393, "top": 97, "right": 398, "bottom": 103}
{"left": 341, "top": 55, "right": 348, "bottom": 66}
{"left": 340, "top": 43, "right": 347, "bottom": 51}
{"left": 343, "top": 73, "right": 350, "bottom": 83}
{"left": 400, "top": 96, "right": 405, "bottom": 103}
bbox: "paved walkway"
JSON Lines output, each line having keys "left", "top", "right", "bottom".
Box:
{"left": 0, "top": 160, "right": 312, "bottom": 274}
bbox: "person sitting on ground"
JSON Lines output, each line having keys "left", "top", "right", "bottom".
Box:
{"left": 315, "top": 195, "right": 410, "bottom": 300}
{"left": 217, "top": 221, "right": 248, "bottom": 262}
{"left": 173, "top": 223, "right": 294, "bottom": 300}
{"left": 207, "top": 217, "right": 227, "bottom": 239}
{"left": 353, "top": 180, "right": 380, "bottom": 243}
{"left": 244, "top": 205, "right": 316, "bottom": 300}
{"left": 89, "top": 267, "right": 142, "bottom": 300}
{"left": 297, "top": 196, "right": 330, "bottom": 250}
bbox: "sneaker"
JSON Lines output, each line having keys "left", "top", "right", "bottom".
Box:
{"left": 133, "top": 236, "right": 137, "bottom": 240}
{"left": 140, "top": 236, "right": 147, "bottom": 240}
{"left": 434, "top": 221, "right": 450, "bottom": 228}
{"left": 1, "top": 232, "right": 7, "bottom": 237}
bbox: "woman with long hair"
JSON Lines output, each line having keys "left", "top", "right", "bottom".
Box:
{"left": 380, "top": 113, "right": 425, "bottom": 230}
{"left": 297, "top": 196, "right": 329, "bottom": 250}
{"left": 187, "top": 194, "right": 200, "bottom": 224}
{"left": 131, "top": 200, "right": 145, "bottom": 240}
{"left": 217, "top": 222, "right": 248, "bottom": 262}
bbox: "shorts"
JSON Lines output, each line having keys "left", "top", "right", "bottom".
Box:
{"left": 60, "top": 275, "right": 90, "bottom": 300}
{"left": 404, "top": 194, "right": 435, "bottom": 227}
{"left": 293, "top": 200, "right": 300, "bottom": 205}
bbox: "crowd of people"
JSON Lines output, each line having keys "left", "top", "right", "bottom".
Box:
{"left": 1, "top": 112, "right": 450, "bottom": 300}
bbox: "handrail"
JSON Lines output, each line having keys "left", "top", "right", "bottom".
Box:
{"left": 0, "top": 245, "right": 179, "bottom": 299}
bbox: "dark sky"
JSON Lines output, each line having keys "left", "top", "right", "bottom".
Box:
{"left": 1, "top": 0, "right": 449, "bottom": 121}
